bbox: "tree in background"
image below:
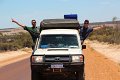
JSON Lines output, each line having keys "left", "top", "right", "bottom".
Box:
{"left": 112, "top": 17, "right": 118, "bottom": 22}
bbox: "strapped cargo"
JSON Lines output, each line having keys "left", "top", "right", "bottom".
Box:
{"left": 40, "top": 19, "right": 80, "bottom": 32}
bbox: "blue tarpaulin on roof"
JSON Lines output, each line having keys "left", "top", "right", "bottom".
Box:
{"left": 64, "top": 14, "right": 77, "bottom": 20}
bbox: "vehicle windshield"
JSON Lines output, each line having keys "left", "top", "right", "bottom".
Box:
{"left": 39, "top": 35, "right": 79, "bottom": 48}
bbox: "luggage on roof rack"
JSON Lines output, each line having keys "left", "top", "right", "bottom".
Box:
{"left": 64, "top": 14, "right": 78, "bottom": 20}
{"left": 40, "top": 19, "right": 80, "bottom": 31}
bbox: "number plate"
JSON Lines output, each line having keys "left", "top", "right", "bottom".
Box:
{"left": 51, "top": 64, "right": 63, "bottom": 68}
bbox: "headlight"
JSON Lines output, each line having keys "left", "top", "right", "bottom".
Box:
{"left": 32, "top": 56, "right": 43, "bottom": 63}
{"left": 72, "top": 55, "right": 84, "bottom": 62}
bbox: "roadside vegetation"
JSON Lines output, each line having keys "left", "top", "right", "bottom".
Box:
{"left": 0, "top": 32, "right": 33, "bottom": 51}
{"left": 89, "top": 25, "right": 120, "bottom": 44}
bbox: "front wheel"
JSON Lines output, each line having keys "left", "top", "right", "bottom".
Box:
{"left": 31, "top": 70, "right": 43, "bottom": 80}
{"left": 76, "top": 72, "right": 85, "bottom": 80}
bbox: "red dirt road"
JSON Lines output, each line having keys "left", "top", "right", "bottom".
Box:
{"left": 84, "top": 46, "right": 120, "bottom": 80}
{"left": 0, "top": 46, "right": 120, "bottom": 80}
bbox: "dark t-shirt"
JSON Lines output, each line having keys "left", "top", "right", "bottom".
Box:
{"left": 80, "top": 27, "right": 93, "bottom": 41}
{"left": 24, "top": 26, "right": 39, "bottom": 43}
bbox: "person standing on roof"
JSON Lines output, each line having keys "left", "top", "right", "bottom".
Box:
{"left": 12, "top": 19, "right": 40, "bottom": 49}
{"left": 80, "top": 20, "right": 103, "bottom": 44}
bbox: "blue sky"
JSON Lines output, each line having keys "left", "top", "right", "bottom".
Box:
{"left": 0, "top": 0, "right": 120, "bottom": 29}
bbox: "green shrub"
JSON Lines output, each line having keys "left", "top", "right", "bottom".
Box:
{"left": 89, "top": 26, "right": 120, "bottom": 44}
{"left": 0, "top": 32, "right": 33, "bottom": 51}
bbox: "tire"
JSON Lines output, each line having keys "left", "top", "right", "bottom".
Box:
{"left": 76, "top": 72, "right": 85, "bottom": 80}
{"left": 31, "top": 70, "right": 43, "bottom": 80}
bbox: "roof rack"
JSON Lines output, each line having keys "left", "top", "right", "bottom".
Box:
{"left": 40, "top": 19, "right": 80, "bottom": 31}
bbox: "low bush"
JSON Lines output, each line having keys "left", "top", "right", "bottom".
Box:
{"left": 0, "top": 32, "right": 33, "bottom": 51}
{"left": 89, "top": 26, "right": 120, "bottom": 44}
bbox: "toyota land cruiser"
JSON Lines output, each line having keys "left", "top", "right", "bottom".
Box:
{"left": 30, "top": 19, "right": 86, "bottom": 80}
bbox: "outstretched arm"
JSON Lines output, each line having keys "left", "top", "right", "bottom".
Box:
{"left": 93, "top": 26, "right": 104, "bottom": 30}
{"left": 12, "top": 18, "right": 25, "bottom": 28}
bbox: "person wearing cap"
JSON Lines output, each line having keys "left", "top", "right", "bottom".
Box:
{"left": 12, "top": 19, "right": 40, "bottom": 49}
{"left": 80, "top": 20, "right": 103, "bottom": 44}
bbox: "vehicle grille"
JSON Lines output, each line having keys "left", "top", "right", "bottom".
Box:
{"left": 44, "top": 55, "right": 71, "bottom": 62}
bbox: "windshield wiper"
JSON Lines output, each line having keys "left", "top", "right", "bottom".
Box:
{"left": 69, "top": 46, "right": 78, "bottom": 48}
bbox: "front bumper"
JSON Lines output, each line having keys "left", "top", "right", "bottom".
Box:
{"left": 31, "top": 62, "right": 84, "bottom": 73}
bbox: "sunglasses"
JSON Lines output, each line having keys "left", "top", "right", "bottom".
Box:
{"left": 84, "top": 22, "right": 89, "bottom": 24}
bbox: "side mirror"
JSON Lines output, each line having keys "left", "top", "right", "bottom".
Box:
{"left": 82, "top": 45, "right": 86, "bottom": 49}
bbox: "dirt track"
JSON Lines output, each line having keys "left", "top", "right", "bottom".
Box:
{"left": 0, "top": 45, "right": 120, "bottom": 80}
{"left": 84, "top": 46, "right": 120, "bottom": 80}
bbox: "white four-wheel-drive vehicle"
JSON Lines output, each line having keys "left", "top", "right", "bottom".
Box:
{"left": 30, "top": 19, "right": 86, "bottom": 80}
